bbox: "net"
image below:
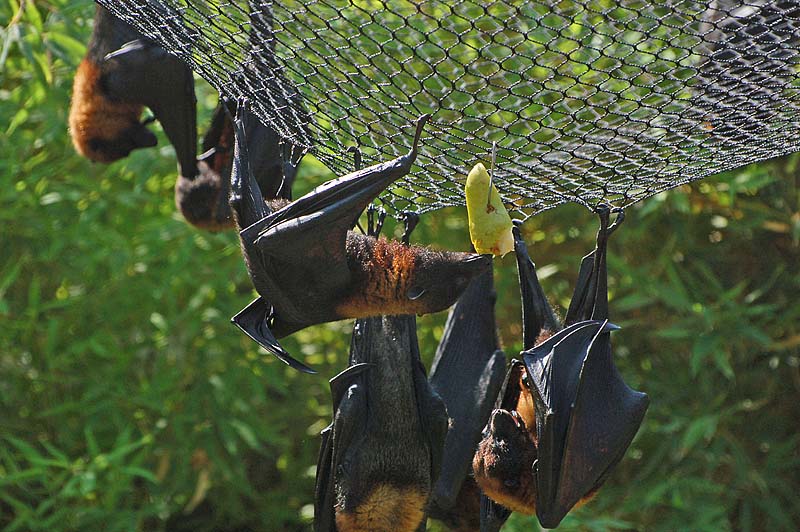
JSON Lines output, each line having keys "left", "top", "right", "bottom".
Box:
{"left": 96, "top": 0, "right": 800, "bottom": 217}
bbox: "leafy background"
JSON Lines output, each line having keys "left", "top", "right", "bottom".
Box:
{"left": 1, "top": 1, "right": 799, "bottom": 531}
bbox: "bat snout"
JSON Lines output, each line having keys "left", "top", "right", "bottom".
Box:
{"left": 490, "top": 409, "right": 527, "bottom": 436}
{"left": 461, "top": 253, "right": 493, "bottom": 271}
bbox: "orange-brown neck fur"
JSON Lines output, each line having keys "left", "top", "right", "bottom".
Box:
{"left": 69, "top": 59, "right": 144, "bottom": 162}
{"left": 336, "top": 236, "right": 418, "bottom": 318}
{"left": 515, "top": 374, "right": 537, "bottom": 443}
{"left": 536, "top": 328, "right": 555, "bottom": 345}
{"left": 335, "top": 484, "right": 427, "bottom": 532}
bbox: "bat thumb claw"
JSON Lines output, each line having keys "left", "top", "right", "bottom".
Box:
{"left": 410, "top": 114, "right": 430, "bottom": 157}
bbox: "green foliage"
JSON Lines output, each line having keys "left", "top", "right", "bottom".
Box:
{"left": 2, "top": 1, "right": 799, "bottom": 531}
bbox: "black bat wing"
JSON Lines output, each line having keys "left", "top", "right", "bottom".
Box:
{"left": 228, "top": 101, "right": 271, "bottom": 229}
{"left": 230, "top": 297, "right": 315, "bottom": 374}
{"left": 408, "top": 322, "right": 449, "bottom": 493}
{"left": 429, "top": 270, "right": 506, "bottom": 510}
{"left": 239, "top": 114, "right": 430, "bottom": 274}
{"left": 200, "top": 101, "right": 236, "bottom": 171}
{"left": 513, "top": 222, "right": 560, "bottom": 350}
{"left": 553, "top": 323, "right": 648, "bottom": 526}
{"left": 228, "top": 103, "right": 309, "bottom": 370}
{"left": 314, "top": 363, "right": 372, "bottom": 532}
{"left": 565, "top": 206, "right": 619, "bottom": 325}
{"left": 103, "top": 40, "right": 198, "bottom": 179}
{"left": 522, "top": 319, "right": 647, "bottom": 528}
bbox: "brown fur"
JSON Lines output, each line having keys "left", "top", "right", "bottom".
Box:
{"left": 473, "top": 430, "right": 538, "bottom": 515}
{"left": 515, "top": 376, "right": 537, "bottom": 442}
{"left": 335, "top": 484, "right": 427, "bottom": 532}
{"left": 174, "top": 163, "right": 233, "bottom": 232}
{"left": 473, "top": 364, "right": 599, "bottom": 519}
{"left": 336, "top": 236, "right": 419, "bottom": 317}
{"left": 536, "top": 328, "right": 555, "bottom": 345}
{"left": 68, "top": 59, "right": 143, "bottom": 162}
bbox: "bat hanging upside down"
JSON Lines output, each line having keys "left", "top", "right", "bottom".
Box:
{"left": 228, "top": 108, "right": 492, "bottom": 373}
{"left": 426, "top": 268, "right": 507, "bottom": 532}
{"left": 314, "top": 312, "right": 448, "bottom": 532}
{"left": 69, "top": 5, "right": 197, "bottom": 179}
{"left": 473, "top": 207, "right": 649, "bottom": 530}
{"left": 174, "top": 0, "right": 310, "bottom": 232}
{"left": 174, "top": 100, "right": 303, "bottom": 231}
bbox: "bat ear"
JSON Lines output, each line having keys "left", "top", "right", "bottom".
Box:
{"left": 407, "top": 286, "right": 426, "bottom": 300}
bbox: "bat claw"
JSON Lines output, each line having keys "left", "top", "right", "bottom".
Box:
{"left": 607, "top": 208, "right": 625, "bottom": 235}
{"left": 366, "top": 204, "right": 386, "bottom": 237}
{"left": 402, "top": 211, "right": 419, "bottom": 245}
{"left": 409, "top": 114, "right": 431, "bottom": 158}
{"left": 231, "top": 297, "right": 317, "bottom": 374}
{"left": 347, "top": 145, "right": 362, "bottom": 171}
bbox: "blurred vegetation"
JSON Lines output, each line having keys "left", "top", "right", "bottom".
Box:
{"left": 1, "top": 1, "right": 799, "bottom": 531}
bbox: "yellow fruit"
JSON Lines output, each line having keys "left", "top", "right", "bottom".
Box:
{"left": 465, "top": 162, "right": 513, "bottom": 257}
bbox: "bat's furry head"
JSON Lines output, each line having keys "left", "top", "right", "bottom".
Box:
{"left": 473, "top": 409, "right": 538, "bottom": 515}
{"left": 69, "top": 59, "right": 158, "bottom": 163}
{"left": 338, "top": 237, "right": 492, "bottom": 320}
{"left": 174, "top": 162, "right": 233, "bottom": 232}
{"left": 404, "top": 248, "right": 493, "bottom": 315}
{"left": 473, "top": 363, "right": 538, "bottom": 514}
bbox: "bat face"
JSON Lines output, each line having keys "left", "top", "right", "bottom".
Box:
{"left": 405, "top": 250, "right": 493, "bottom": 315}
{"left": 69, "top": 59, "right": 158, "bottom": 163}
{"left": 174, "top": 162, "right": 232, "bottom": 232}
{"left": 70, "top": 6, "right": 197, "bottom": 177}
{"left": 334, "top": 236, "right": 492, "bottom": 323}
{"left": 473, "top": 362, "right": 539, "bottom": 515}
{"left": 175, "top": 103, "right": 236, "bottom": 231}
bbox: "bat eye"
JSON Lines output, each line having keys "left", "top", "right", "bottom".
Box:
{"left": 407, "top": 286, "right": 426, "bottom": 300}
{"left": 503, "top": 478, "right": 520, "bottom": 489}
{"left": 336, "top": 464, "right": 345, "bottom": 477}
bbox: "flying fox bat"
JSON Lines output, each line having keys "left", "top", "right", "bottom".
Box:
{"left": 175, "top": 101, "right": 300, "bottom": 231}
{"left": 174, "top": 101, "right": 236, "bottom": 231}
{"left": 229, "top": 110, "right": 492, "bottom": 373}
{"left": 473, "top": 207, "right": 649, "bottom": 529}
{"left": 69, "top": 5, "right": 196, "bottom": 178}
{"left": 175, "top": 0, "right": 308, "bottom": 231}
{"left": 426, "top": 269, "right": 507, "bottom": 532}
{"left": 314, "top": 314, "right": 449, "bottom": 532}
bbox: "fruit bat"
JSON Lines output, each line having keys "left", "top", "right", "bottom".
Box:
{"left": 175, "top": 100, "right": 302, "bottom": 231}
{"left": 426, "top": 269, "right": 507, "bottom": 532}
{"left": 314, "top": 314, "right": 449, "bottom": 532}
{"left": 174, "top": 101, "right": 236, "bottom": 231}
{"left": 473, "top": 207, "right": 649, "bottom": 529}
{"left": 175, "top": 0, "right": 308, "bottom": 231}
{"left": 69, "top": 5, "right": 196, "bottom": 178}
{"left": 229, "top": 110, "right": 492, "bottom": 373}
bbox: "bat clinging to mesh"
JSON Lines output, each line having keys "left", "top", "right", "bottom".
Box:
{"left": 229, "top": 109, "right": 492, "bottom": 373}
{"left": 69, "top": 5, "right": 196, "bottom": 177}
{"left": 426, "top": 269, "right": 507, "bottom": 532}
{"left": 175, "top": 0, "right": 309, "bottom": 231}
{"left": 175, "top": 101, "right": 300, "bottom": 231}
{"left": 314, "top": 314, "right": 449, "bottom": 532}
{"left": 473, "top": 207, "right": 649, "bottom": 529}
